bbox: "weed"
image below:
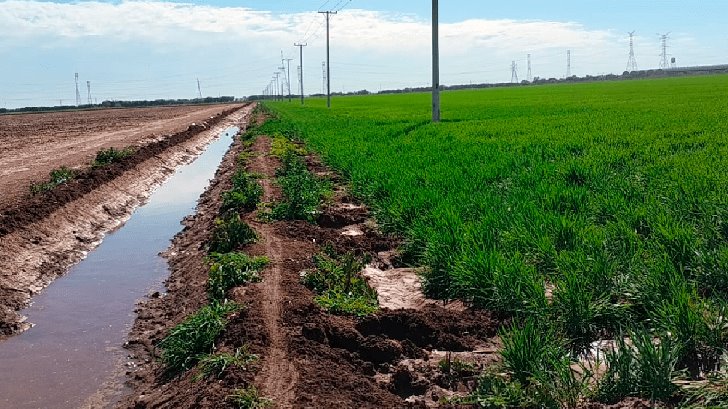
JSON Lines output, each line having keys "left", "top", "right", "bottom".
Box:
{"left": 92, "top": 146, "right": 134, "bottom": 168}
{"left": 209, "top": 213, "right": 257, "bottom": 253}
{"left": 207, "top": 252, "right": 268, "bottom": 301}
{"left": 221, "top": 170, "right": 263, "bottom": 213}
{"left": 158, "top": 302, "right": 241, "bottom": 375}
{"left": 195, "top": 346, "right": 258, "bottom": 380}
{"left": 301, "top": 246, "right": 378, "bottom": 317}
{"left": 228, "top": 386, "right": 272, "bottom": 409}
{"left": 500, "top": 318, "right": 566, "bottom": 386}
{"left": 30, "top": 166, "right": 77, "bottom": 194}
{"left": 271, "top": 150, "right": 330, "bottom": 222}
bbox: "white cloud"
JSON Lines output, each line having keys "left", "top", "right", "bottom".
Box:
{"left": 0, "top": 1, "right": 639, "bottom": 106}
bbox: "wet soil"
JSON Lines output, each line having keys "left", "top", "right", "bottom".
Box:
{"left": 0, "top": 105, "right": 250, "bottom": 338}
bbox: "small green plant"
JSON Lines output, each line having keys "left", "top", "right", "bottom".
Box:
{"left": 30, "top": 166, "right": 77, "bottom": 194}
{"left": 596, "top": 328, "right": 681, "bottom": 403}
{"left": 209, "top": 213, "right": 257, "bottom": 253}
{"left": 500, "top": 318, "right": 566, "bottom": 386}
{"left": 195, "top": 346, "right": 258, "bottom": 380}
{"left": 466, "top": 370, "right": 547, "bottom": 409}
{"left": 221, "top": 170, "right": 263, "bottom": 213}
{"left": 207, "top": 252, "right": 268, "bottom": 301}
{"left": 301, "top": 246, "right": 378, "bottom": 317}
{"left": 158, "top": 302, "right": 241, "bottom": 374}
{"left": 92, "top": 146, "right": 134, "bottom": 168}
{"left": 271, "top": 149, "right": 330, "bottom": 222}
{"left": 228, "top": 386, "right": 272, "bottom": 409}
{"left": 439, "top": 353, "right": 478, "bottom": 388}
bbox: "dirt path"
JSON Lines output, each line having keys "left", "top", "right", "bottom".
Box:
{"left": 249, "top": 137, "right": 299, "bottom": 408}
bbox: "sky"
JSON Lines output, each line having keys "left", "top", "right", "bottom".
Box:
{"left": 0, "top": 0, "right": 727, "bottom": 108}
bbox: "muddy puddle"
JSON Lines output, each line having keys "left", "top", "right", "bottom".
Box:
{"left": 0, "top": 127, "right": 238, "bottom": 409}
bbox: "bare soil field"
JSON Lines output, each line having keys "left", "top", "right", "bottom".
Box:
{"left": 0, "top": 104, "right": 250, "bottom": 337}
{"left": 0, "top": 104, "right": 240, "bottom": 210}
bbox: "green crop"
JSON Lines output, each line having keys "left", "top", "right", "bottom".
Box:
{"left": 266, "top": 75, "right": 728, "bottom": 405}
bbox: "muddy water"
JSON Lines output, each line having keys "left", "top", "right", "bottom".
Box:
{"left": 0, "top": 127, "right": 238, "bottom": 409}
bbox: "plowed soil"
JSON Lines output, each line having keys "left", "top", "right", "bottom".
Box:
{"left": 0, "top": 104, "right": 250, "bottom": 337}
{"left": 0, "top": 104, "right": 240, "bottom": 210}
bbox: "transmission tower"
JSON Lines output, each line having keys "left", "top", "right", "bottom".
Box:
{"left": 511, "top": 61, "right": 519, "bottom": 83}
{"left": 197, "top": 78, "right": 203, "bottom": 99}
{"left": 626, "top": 31, "right": 638, "bottom": 72}
{"left": 74, "top": 73, "right": 81, "bottom": 106}
{"left": 566, "top": 50, "right": 572, "bottom": 78}
{"left": 322, "top": 61, "right": 327, "bottom": 95}
{"left": 658, "top": 33, "right": 670, "bottom": 69}
{"left": 527, "top": 54, "right": 532, "bottom": 82}
{"left": 86, "top": 81, "right": 92, "bottom": 105}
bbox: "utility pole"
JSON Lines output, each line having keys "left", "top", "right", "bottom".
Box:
{"left": 74, "top": 73, "right": 81, "bottom": 106}
{"left": 527, "top": 54, "right": 532, "bottom": 82}
{"left": 626, "top": 31, "right": 638, "bottom": 72}
{"left": 511, "top": 61, "right": 519, "bottom": 83}
{"left": 197, "top": 78, "right": 203, "bottom": 99}
{"left": 86, "top": 81, "right": 91, "bottom": 105}
{"left": 274, "top": 72, "right": 281, "bottom": 101}
{"left": 284, "top": 58, "right": 293, "bottom": 102}
{"left": 294, "top": 42, "right": 307, "bottom": 105}
{"left": 566, "top": 50, "right": 572, "bottom": 78}
{"left": 319, "top": 10, "right": 336, "bottom": 108}
{"left": 431, "top": 0, "right": 440, "bottom": 122}
{"left": 658, "top": 33, "right": 670, "bottom": 69}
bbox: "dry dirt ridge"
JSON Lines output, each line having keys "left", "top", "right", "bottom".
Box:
{"left": 119, "top": 122, "right": 506, "bottom": 409}
{"left": 0, "top": 104, "right": 253, "bottom": 338}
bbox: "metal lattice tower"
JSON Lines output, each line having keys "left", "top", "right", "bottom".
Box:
{"left": 527, "top": 54, "right": 532, "bottom": 82}
{"left": 322, "top": 61, "right": 327, "bottom": 95}
{"left": 626, "top": 31, "right": 638, "bottom": 72}
{"left": 74, "top": 73, "right": 81, "bottom": 106}
{"left": 197, "top": 78, "right": 202, "bottom": 99}
{"left": 86, "top": 81, "right": 92, "bottom": 105}
{"left": 566, "top": 50, "right": 572, "bottom": 78}
{"left": 658, "top": 33, "right": 670, "bottom": 69}
{"left": 511, "top": 61, "right": 519, "bottom": 83}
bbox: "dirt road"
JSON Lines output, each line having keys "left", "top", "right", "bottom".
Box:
{"left": 0, "top": 104, "right": 240, "bottom": 210}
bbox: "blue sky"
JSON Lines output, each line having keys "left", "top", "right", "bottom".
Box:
{"left": 1, "top": 0, "right": 726, "bottom": 108}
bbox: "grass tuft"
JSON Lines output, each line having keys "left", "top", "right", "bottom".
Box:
{"left": 301, "top": 246, "right": 378, "bottom": 317}
{"left": 228, "top": 386, "right": 272, "bottom": 409}
{"left": 209, "top": 213, "right": 257, "bottom": 253}
{"left": 207, "top": 252, "right": 268, "bottom": 301}
{"left": 158, "top": 302, "right": 241, "bottom": 375}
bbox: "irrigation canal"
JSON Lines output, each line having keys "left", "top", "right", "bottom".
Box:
{"left": 0, "top": 127, "right": 238, "bottom": 408}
